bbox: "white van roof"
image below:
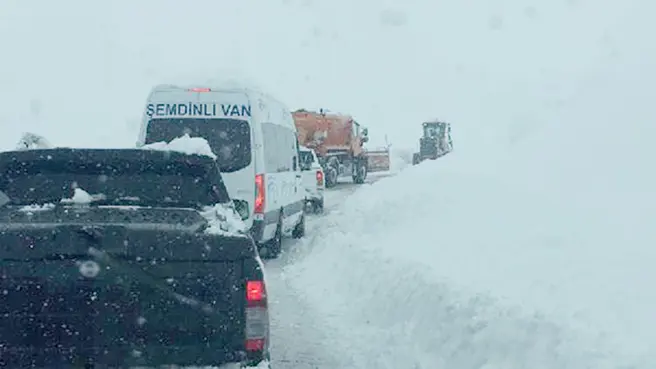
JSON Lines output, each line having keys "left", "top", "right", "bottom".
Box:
{"left": 150, "top": 84, "right": 280, "bottom": 102}
{"left": 147, "top": 84, "right": 295, "bottom": 126}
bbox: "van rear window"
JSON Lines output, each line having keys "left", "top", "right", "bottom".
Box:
{"left": 299, "top": 151, "right": 314, "bottom": 170}
{"left": 145, "top": 118, "right": 251, "bottom": 173}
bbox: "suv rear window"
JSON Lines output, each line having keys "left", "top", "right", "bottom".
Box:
{"left": 0, "top": 149, "right": 230, "bottom": 209}
{"left": 144, "top": 118, "right": 251, "bottom": 173}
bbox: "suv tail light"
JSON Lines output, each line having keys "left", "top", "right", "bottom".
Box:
{"left": 254, "top": 174, "right": 265, "bottom": 214}
{"left": 316, "top": 170, "right": 324, "bottom": 186}
{"left": 245, "top": 280, "right": 268, "bottom": 352}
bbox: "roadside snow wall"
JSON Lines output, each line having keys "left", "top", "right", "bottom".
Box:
{"left": 284, "top": 151, "right": 656, "bottom": 368}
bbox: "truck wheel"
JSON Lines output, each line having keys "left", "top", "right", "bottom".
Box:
{"left": 325, "top": 158, "right": 339, "bottom": 188}
{"left": 412, "top": 153, "right": 420, "bottom": 165}
{"left": 325, "top": 167, "right": 338, "bottom": 188}
{"left": 352, "top": 161, "right": 367, "bottom": 184}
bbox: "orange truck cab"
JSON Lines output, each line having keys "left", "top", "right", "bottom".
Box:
{"left": 292, "top": 109, "right": 369, "bottom": 187}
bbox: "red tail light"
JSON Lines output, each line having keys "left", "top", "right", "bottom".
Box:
{"left": 188, "top": 87, "right": 211, "bottom": 92}
{"left": 246, "top": 280, "right": 265, "bottom": 303}
{"left": 245, "top": 280, "right": 268, "bottom": 352}
{"left": 254, "top": 174, "right": 265, "bottom": 214}
{"left": 316, "top": 170, "right": 324, "bottom": 186}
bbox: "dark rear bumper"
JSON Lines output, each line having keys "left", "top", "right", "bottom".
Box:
{"left": 0, "top": 262, "right": 248, "bottom": 368}
{"left": 0, "top": 342, "right": 244, "bottom": 369}
{"left": 0, "top": 223, "right": 267, "bottom": 368}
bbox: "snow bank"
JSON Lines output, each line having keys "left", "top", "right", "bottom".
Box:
{"left": 284, "top": 155, "right": 656, "bottom": 368}
{"left": 389, "top": 147, "right": 412, "bottom": 173}
{"left": 141, "top": 134, "right": 217, "bottom": 159}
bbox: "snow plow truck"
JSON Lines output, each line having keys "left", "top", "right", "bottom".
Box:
{"left": 292, "top": 109, "right": 369, "bottom": 188}
{"left": 412, "top": 120, "right": 453, "bottom": 165}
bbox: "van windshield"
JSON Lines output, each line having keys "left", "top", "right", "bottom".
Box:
{"left": 145, "top": 118, "right": 251, "bottom": 173}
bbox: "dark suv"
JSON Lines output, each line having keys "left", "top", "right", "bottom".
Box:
{"left": 0, "top": 148, "right": 270, "bottom": 368}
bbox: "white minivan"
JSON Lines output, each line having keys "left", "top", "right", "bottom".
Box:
{"left": 299, "top": 146, "right": 325, "bottom": 213}
{"left": 136, "top": 84, "right": 305, "bottom": 258}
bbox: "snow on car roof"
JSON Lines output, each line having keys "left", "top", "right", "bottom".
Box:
{"left": 141, "top": 134, "right": 217, "bottom": 160}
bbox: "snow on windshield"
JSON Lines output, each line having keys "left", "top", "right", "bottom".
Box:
{"left": 141, "top": 133, "right": 218, "bottom": 160}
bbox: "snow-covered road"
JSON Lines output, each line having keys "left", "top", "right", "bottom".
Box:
{"left": 265, "top": 176, "right": 388, "bottom": 369}
{"left": 266, "top": 148, "right": 656, "bottom": 369}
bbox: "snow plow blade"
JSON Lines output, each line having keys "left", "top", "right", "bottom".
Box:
{"left": 366, "top": 148, "right": 391, "bottom": 172}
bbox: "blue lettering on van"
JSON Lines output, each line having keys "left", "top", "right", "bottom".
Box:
{"left": 221, "top": 104, "right": 251, "bottom": 117}
{"left": 145, "top": 103, "right": 251, "bottom": 117}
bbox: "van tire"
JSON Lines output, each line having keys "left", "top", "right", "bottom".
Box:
{"left": 261, "top": 215, "right": 283, "bottom": 259}
{"left": 292, "top": 212, "right": 305, "bottom": 239}
{"left": 314, "top": 199, "right": 324, "bottom": 214}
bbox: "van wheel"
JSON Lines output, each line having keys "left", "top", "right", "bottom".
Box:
{"left": 262, "top": 215, "right": 283, "bottom": 259}
{"left": 313, "top": 199, "right": 324, "bottom": 214}
{"left": 292, "top": 212, "right": 305, "bottom": 239}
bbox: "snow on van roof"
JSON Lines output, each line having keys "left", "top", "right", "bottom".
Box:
{"left": 141, "top": 134, "right": 217, "bottom": 160}
{"left": 152, "top": 73, "right": 266, "bottom": 94}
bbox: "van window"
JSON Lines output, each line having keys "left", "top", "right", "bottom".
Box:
{"left": 299, "top": 151, "right": 314, "bottom": 171}
{"left": 144, "top": 118, "right": 251, "bottom": 173}
{"left": 262, "top": 123, "right": 296, "bottom": 173}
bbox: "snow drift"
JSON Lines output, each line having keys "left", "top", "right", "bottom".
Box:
{"left": 284, "top": 149, "right": 655, "bottom": 368}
